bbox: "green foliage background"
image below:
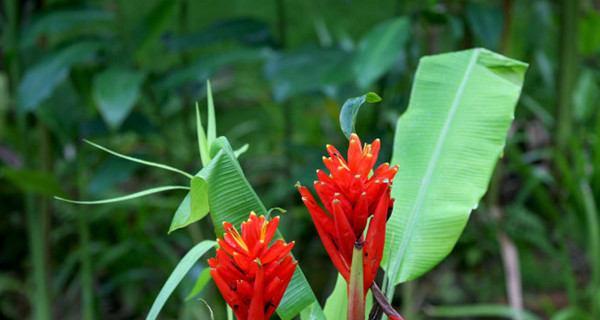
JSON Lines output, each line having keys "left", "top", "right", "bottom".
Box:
{"left": 1, "top": 0, "right": 599, "bottom": 319}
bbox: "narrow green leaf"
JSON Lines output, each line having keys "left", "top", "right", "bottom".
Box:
{"left": 354, "top": 17, "right": 410, "bottom": 88}
{"left": 382, "top": 49, "right": 528, "bottom": 288}
{"left": 196, "top": 102, "right": 211, "bottom": 166}
{"left": 426, "top": 304, "right": 540, "bottom": 320}
{"left": 339, "top": 92, "right": 381, "bottom": 139}
{"left": 55, "top": 185, "right": 189, "bottom": 205}
{"left": 185, "top": 268, "right": 212, "bottom": 301}
{"left": 206, "top": 80, "right": 217, "bottom": 146}
{"left": 146, "top": 240, "right": 216, "bottom": 320}
{"left": 93, "top": 67, "right": 145, "bottom": 129}
{"left": 234, "top": 144, "right": 249, "bottom": 158}
{"left": 84, "top": 140, "right": 193, "bottom": 179}
{"left": 168, "top": 176, "right": 209, "bottom": 233}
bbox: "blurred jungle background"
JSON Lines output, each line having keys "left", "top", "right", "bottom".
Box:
{"left": 1, "top": 0, "right": 600, "bottom": 319}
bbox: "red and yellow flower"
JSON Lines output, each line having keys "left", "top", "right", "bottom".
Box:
{"left": 208, "top": 213, "right": 296, "bottom": 320}
{"left": 297, "top": 133, "right": 397, "bottom": 291}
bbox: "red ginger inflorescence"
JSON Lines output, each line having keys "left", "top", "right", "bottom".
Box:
{"left": 297, "top": 133, "right": 398, "bottom": 292}
{"left": 208, "top": 212, "right": 296, "bottom": 320}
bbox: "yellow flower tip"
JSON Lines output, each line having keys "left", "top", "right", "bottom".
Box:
{"left": 250, "top": 211, "right": 257, "bottom": 217}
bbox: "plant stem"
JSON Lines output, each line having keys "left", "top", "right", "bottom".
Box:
{"left": 77, "top": 141, "right": 95, "bottom": 320}
{"left": 349, "top": 242, "right": 365, "bottom": 320}
{"left": 371, "top": 283, "right": 404, "bottom": 320}
{"left": 556, "top": 0, "right": 578, "bottom": 151}
{"left": 5, "top": 0, "right": 52, "bottom": 318}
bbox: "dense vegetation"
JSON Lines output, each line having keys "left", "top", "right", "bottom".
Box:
{"left": 1, "top": 0, "right": 599, "bottom": 319}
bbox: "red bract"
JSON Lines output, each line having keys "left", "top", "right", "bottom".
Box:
{"left": 297, "top": 133, "right": 397, "bottom": 291}
{"left": 208, "top": 213, "right": 296, "bottom": 320}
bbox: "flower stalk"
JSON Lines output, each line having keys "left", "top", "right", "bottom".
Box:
{"left": 349, "top": 241, "right": 365, "bottom": 320}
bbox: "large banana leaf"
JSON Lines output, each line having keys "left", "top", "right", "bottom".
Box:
{"left": 382, "top": 48, "right": 528, "bottom": 285}
{"left": 194, "top": 137, "right": 325, "bottom": 320}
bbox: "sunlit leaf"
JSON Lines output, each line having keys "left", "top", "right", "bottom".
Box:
{"left": 168, "top": 176, "right": 209, "bottom": 233}
{"left": 146, "top": 240, "right": 216, "bottom": 320}
{"left": 353, "top": 17, "right": 409, "bottom": 88}
{"left": 339, "top": 92, "right": 381, "bottom": 139}
{"left": 383, "top": 49, "right": 528, "bottom": 286}
{"left": 93, "top": 67, "right": 146, "bottom": 129}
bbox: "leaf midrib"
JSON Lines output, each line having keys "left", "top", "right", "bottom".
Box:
{"left": 390, "top": 50, "right": 481, "bottom": 284}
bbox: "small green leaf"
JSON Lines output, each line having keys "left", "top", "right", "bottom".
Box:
{"left": 339, "top": 92, "right": 382, "bottom": 139}
{"left": 84, "top": 140, "right": 193, "bottom": 179}
{"left": 93, "top": 67, "right": 145, "bottom": 129}
{"left": 55, "top": 185, "right": 189, "bottom": 205}
{"left": 146, "top": 240, "right": 216, "bottom": 320}
{"left": 185, "top": 268, "right": 212, "bottom": 301}
{"left": 168, "top": 176, "right": 209, "bottom": 233}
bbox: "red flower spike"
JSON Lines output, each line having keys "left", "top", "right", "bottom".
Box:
{"left": 297, "top": 134, "right": 398, "bottom": 293}
{"left": 209, "top": 213, "right": 296, "bottom": 320}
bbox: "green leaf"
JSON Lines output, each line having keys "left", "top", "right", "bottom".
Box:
{"left": 324, "top": 274, "right": 348, "bottom": 319}
{"left": 134, "top": 0, "right": 177, "bottom": 61}
{"left": 206, "top": 80, "right": 217, "bottom": 146}
{"left": 382, "top": 49, "right": 528, "bottom": 286}
{"left": 339, "top": 92, "right": 382, "bottom": 139}
{"left": 93, "top": 67, "right": 145, "bottom": 129}
{"left": 146, "top": 240, "right": 216, "bottom": 320}
{"left": 168, "top": 176, "right": 209, "bottom": 233}
{"left": 323, "top": 273, "right": 373, "bottom": 320}
{"left": 183, "top": 137, "right": 324, "bottom": 319}
{"left": 185, "top": 268, "right": 212, "bottom": 301}
{"left": 572, "top": 70, "right": 599, "bottom": 123}
{"left": 84, "top": 139, "right": 193, "bottom": 179}
{"left": 195, "top": 102, "right": 211, "bottom": 167}
{"left": 20, "top": 8, "right": 113, "bottom": 49}
{"left": 426, "top": 304, "right": 540, "bottom": 320}
{"left": 163, "top": 17, "right": 273, "bottom": 52}
{"left": 265, "top": 48, "right": 355, "bottom": 101}
{"left": 353, "top": 17, "right": 410, "bottom": 88}
{"left": 55, "top": 185, "right": 189, "bottom": 205}
{"left": 18, "top": 41, "right": 102, "bottom": 111}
